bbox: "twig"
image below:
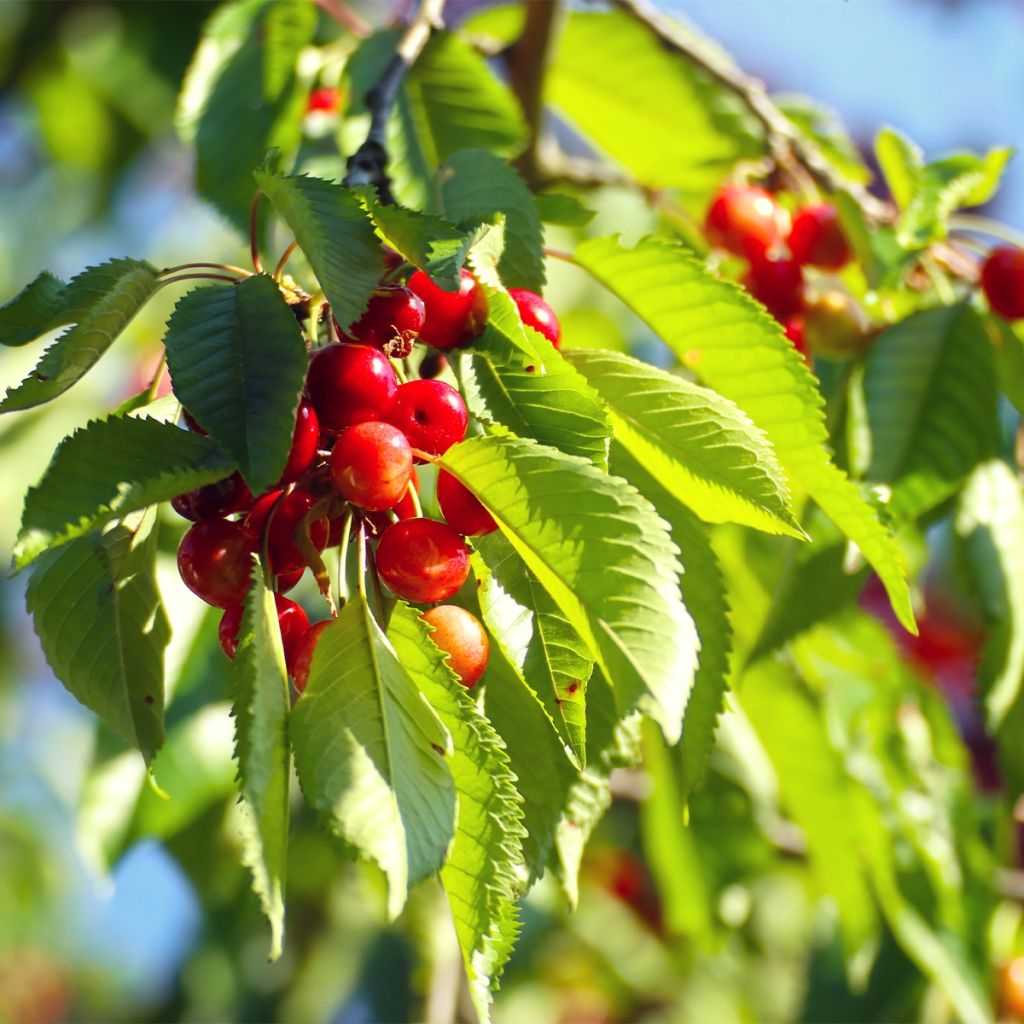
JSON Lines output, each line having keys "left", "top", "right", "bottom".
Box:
{"left": 508, "top": 0, "right": 561, "bottom": 185}
{"left": 611, "top": 0, "right": 892, "bottom": 223}
{"left": 314, "top": 0, "right": 371, "bottom": 37}
{"left": 159, "top": 273, "right": 241, "bottom": 287}
{"left": 160, "top": 261, "right": 252, "bottom": 277}
{"left": 250, "top": 191, "right": 264, "bottom": 273}
{"left": 274, "top": 240, "right": 299, "bottom": 281}
{"left": 342, "top": 0, "right": 447, "bottom": 201}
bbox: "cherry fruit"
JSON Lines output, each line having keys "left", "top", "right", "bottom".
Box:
{"left": 172, "top": 472, "right": 253, "bottom": 522}
{"left": 307, "top": 86, "right": 341, "bottom": 114}
{"left": 981, "top": 246, "right": 1024, "bottom": 320}
{"left": 437, "top": 471, "right": 497, "bottom": 536}
{"left": 218, "top": 595, "right": 309, "bottom": 669}
{"left": 363, "top": 470, "right": 419, "bottom": 536}
{"left": 422, "top": 605, "right": 490, "bottom": 688}
{"left": 330, "top": 421, "right": 413, "bottom": 510}
{"left": 788, "top": 203, "right": 851, "bottom": 270}
{"left": 291, "top": 620, "right": 332, "bottom": 693}
{"left": 407, "top": 269, "right": 488, "bottom": 350}
{"left": 803, "top": 290, "right": 869, "bottom": 358}
{"left": 245, "top": 488, "right": 329, "bottom": 573}
{"left": 347, "top": 285, "right": 425, "bottom": 356}
{"left": 386, "top": 379, "right": 467, "bottom": 457}
{"left": 279, "top": 400, "right": 320, "bottom": 483}
{"left": 743, "top": 254, "right": 805, "bottom": 322}
{"left": 306, "top": 343, "right": 398, "bottom": 433}
{"left": 705, "top": 184, "right": 787, "bottom": 258}
{"left": 375, "top": 518, "right": 470, "bottom": 604}
{"left": 177, "top": 519, "right": 258, "bottom": 608}
{"left": 509, "top": 289, "right": 561, "bottom": 349}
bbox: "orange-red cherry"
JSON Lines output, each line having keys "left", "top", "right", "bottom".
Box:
{"left": 788, "top": 203, "right": 851, "bottom": 270}
{"left": 705, "top": 184, "right": 787, "bottom": 258}
{"left": 330, "top": 421, "right": 413, "bottom": 511}
{"left": 375, "top": 518, "right": 470, "bottom": 604}
{"left": 437, "top": 471, "right": 497, "bottom": 536}
{"left": 509, "top": 289, "right": 561, "bottom": 349}
{"left": 386, "top": 379, "right": 467, "bottom": 457}
{"left": 407, "top": 269, "right": 488, "bottom": 350}
{"left": 422, "top": 605, "right": 490, "bottom": 688}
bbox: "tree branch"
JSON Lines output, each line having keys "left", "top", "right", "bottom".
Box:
{"left": 342, "top": 0, "right": 447, "bottom": 201}
{"left": 508, "top": 0, "right": 561, "bottom": 186}
{"left": 611, "top": 0, "right": 893, "bottom": 223}
{"left": 314, "top": 0, "right": 371, "bottom": 38}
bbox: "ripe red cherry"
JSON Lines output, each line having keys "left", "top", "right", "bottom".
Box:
{"left": 330, "top": 421, "right": 413, "bottom": 510}
{"left": 743, "top": 254, "right": 805, "bottom": 322}
{"left": 783, "top": 316, "right": 809, "bottom": 358}
{"left": 407, "top": 269, "right": 488, "bottom": 350}
{"left": 437, "top": 470, "right": 497, "bottom": 536}
{"left": 275, "top": 566, "right": 305, "bottom": 592}
{"left": 788, "top": 203, "right": 851, "bottom": 270}
{"left": 375, "top": 518, "right": 470, "bottom": 604}
{"left": 307, "top": 86, "right": 341, "bottom": 114}
{"left": 363, "top": 470, "right": 419, "bottom": 536}
{"left": 418, "top": 351, "right": 448, "bottom": 379}
{"left": 218, "top": 595, "right": 310, "bottom": 669}
{"left": 385, "top": 379, "right": 467, "bottom": 457}
{"left": 705, "top": 184, "right": 788, "bottom": 258}
{"left": 306, "top": 343, "right": 398, "bottom": 433}
{"left": 346, "top": 285, "right": 426, "bottom": 355}
{"left": 509, "top": 289, "right": 561, "bottom": 349}
{"left": 171, "top": 471, "right": 253, "bottom": 522}
{"left": 245, "top": 488, "right": 329, "bottom": 573}
{"left": 421, "top": 605, "right": 490, "bottom": 688}
{"left": 177, "top": 519, "right": 258, "bottom": 608}
{"left": 981, "top": 246, "right": 1024, "bottom": 320}
{"left": 279, "top": 400, "right": 320, "bottom": 483}
{"left": 291, "top": 619, "right": 332, "bottom": 693}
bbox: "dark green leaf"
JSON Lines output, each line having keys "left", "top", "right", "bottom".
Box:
{"left": 1, "top": 259, "right": 158, "bottom": 413}
{"left": 0, "top": 271, "right": 69, "bottom": 347}
{"left": 163, "top": 275, "right": 308, "bottom": 494}
{"left": 25, "top": 508, "right": 168, "bottom": 764}
{"left": 533, "top": 193, "right": 596, "bottom": 227}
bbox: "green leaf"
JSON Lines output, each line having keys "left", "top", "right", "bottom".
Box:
{"left": 875, "top": 125, "right": 923, "bottom": 209}
{"left": 740, "top": 658, "right": 879, "bottom": 968}
{"left": 163, "top": 275, "right": 308, "bottom": 494}
{"left": 231, "top": 567, "right": 292, "bottom": 959}
{"left": 458, "top": 293, "right": 612, "bottom": 468}
{"left": 547, "top": 10, "right": 761, "bottom": 201}
{"left": 861, "top": 304, "right": 998, "bottom": 521}
{"left": 568, "top": 349, "right": 803, "bottom": 537}
{"left": 389, "top": 603, "right": 525, "bottom": 1023}
{"left": 25, "top": 508, "right": 168, "bottom": 764}
{"left": 533, "top": 193, "right": 596, "bottom": 228}
{"left": 1, "top": 259, "right": 158, "bottom": 413}
{"left": 610, "top": 443, "right": 732, "bottom": 800}
{"left": 776, "top": 94, "right": 871, "bottom": 186}
{"left": 14, "top": 415, "right": 234, "bottom": 571}
{"left": 440, "top": 434, "right": 698, "bottom": 742}
{"left": 955, "top": 461, "right": 1024, "bottom": 732}
{"left": 290, "top": 594, "right": 456, "bottom": 918}
{"left": 990, "top": 314, "right": 1024, "bottom": 418}
{"left": 180, "top": 0, "right": 316, "bottom": 233}
{"left": 0, "top": 271, "right": 69, "bottom": 347}
{"left": 571, "top": 235, "right": 915, "bottom": 633}
{"left": 483, "top": 641, "right": 578, "bottom": 882}
{"left": 254, "top": 168, "right": 386, "bottom": 330}
{"left": 898, "top": 147, "right": 1013, "bottom": 248}
{"left": 437, "top": 149, "right": 545, "bottom": 292}
{"left": 473, "top": 532, "right": 593, "bottom": 768}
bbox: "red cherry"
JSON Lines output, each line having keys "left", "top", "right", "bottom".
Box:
{"left": 346, "top": 285, "right": 425, "bottom": 355}
{"left": 177, "top": 519, "right": 257, "bottom": 608}
{"left": 363, "top": 470, "right": 419, "bottom": 535}
{"left": 306, "top": 343, "right": 398, "bottom": 433}
{"left": 181, "top": 408, "right": 206, "bottom": 435}
{"left": 437, "top": 471, "right": 496, "bottom": 536}
{"left": 245, "top": 488, "right": 329, "bottom": 573}
{"left": 743, "top": 254, "right": 805, "bottom": 322}
{"left": 385, "top": 379, "right": 467, "bottom": 457}
{"left": 705, "top": 184, "right": 788, "bottom": 258}
{"left": 218, "top": 595, "right": 310, "bottom": 669}
{"left": 291, "top": 620, "right": 332, "bottom": 693}
{"left": 508, "top": 289, "right": 561, "bottom": 349}
{"left": 171, "top": 472, "right": 253, "bottom": 522}
{"left": 981, "top": 246, "right": 1024, "bottom": 320}
{"left": 788, "top": 203, "right": 851, "bottom": 270}
{"left": 421, "top": 605, "right": 489, "bottom": 688}
{"left": 783, "top": 316, "right": 810, "bottom": 358}
{"left": 279, "top": 400, "right": 320, "bottom": 483}
{"left": 307, "top": 86, "right": 342, "bottom": 114}
{"left": 375, "top": 518, "right": 470, "bottom": 604}
{"left": 276, "top": 566, "right": 305, "bottom": 592}
{"left": 418, "top": 351, "right": 448, "bottom": 379}
{"left": 329, "top": 421, "right": 412, "bottom": 511}
{"left": 407, "top": 269, "right": 488, "bottom": 350}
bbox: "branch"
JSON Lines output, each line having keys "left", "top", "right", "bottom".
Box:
{"left": 508, "top": 0, "right": 561, "bottom": 185}
{"left": 314, "top": 0, "right": 371, "bottom": 38}
{"left": 612, "top": 0, "right": 893, "bottom": 223}
{"left": 342, "top": 0, "right": 447, "bottom": 201}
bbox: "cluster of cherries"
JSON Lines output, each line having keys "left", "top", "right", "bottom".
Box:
{"left": 981, "top": 246, "right": 1024, "bottom": 322}
{"left": 704, "top": 183, "right": 852, "bottom": 355}
{"left": 173, "top": 263, "right": 561, "bottom": 695}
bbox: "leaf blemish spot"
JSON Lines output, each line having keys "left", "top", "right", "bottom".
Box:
{"left": 431, "top": 742, "right": 445, "bottom": 756}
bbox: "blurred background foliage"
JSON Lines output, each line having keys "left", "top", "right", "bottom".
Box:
{"left": 1, "top": 1, "right": 1023, "bottom": 1022}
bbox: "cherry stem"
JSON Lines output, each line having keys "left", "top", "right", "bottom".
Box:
{"left": 161, "top": 261, "right": 252, "bottom": 277}
{"left": 407, "top": 481, "right": 424, "bottom": 518}
{"left": 314, "top": 0, "right": 370, "bottom": 36}
{"left": 542, "top": 246, "right": 573, "bottom": 262}
{"left": 337, "top": 510, "right": 354, "bottom": 604}
{"left": 250, "top": 191, "right": 264, "bottom": 273}
{"left": 145, "top": 354, "right": 167, "bottom": 403}
{"left": 949, "top": 214, "right": 1024, "bottom": 252}
{"left": 356, "top": 520, "right": 368, "bottom": 599}
{"left": 410, "top": 447, "right": 438, "bottom": 463}
{"left": 159, "top": 273, "right": 241, "bottom": 287}
{"left": 274, "top": 240, "right": 298, "bottom": 281}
